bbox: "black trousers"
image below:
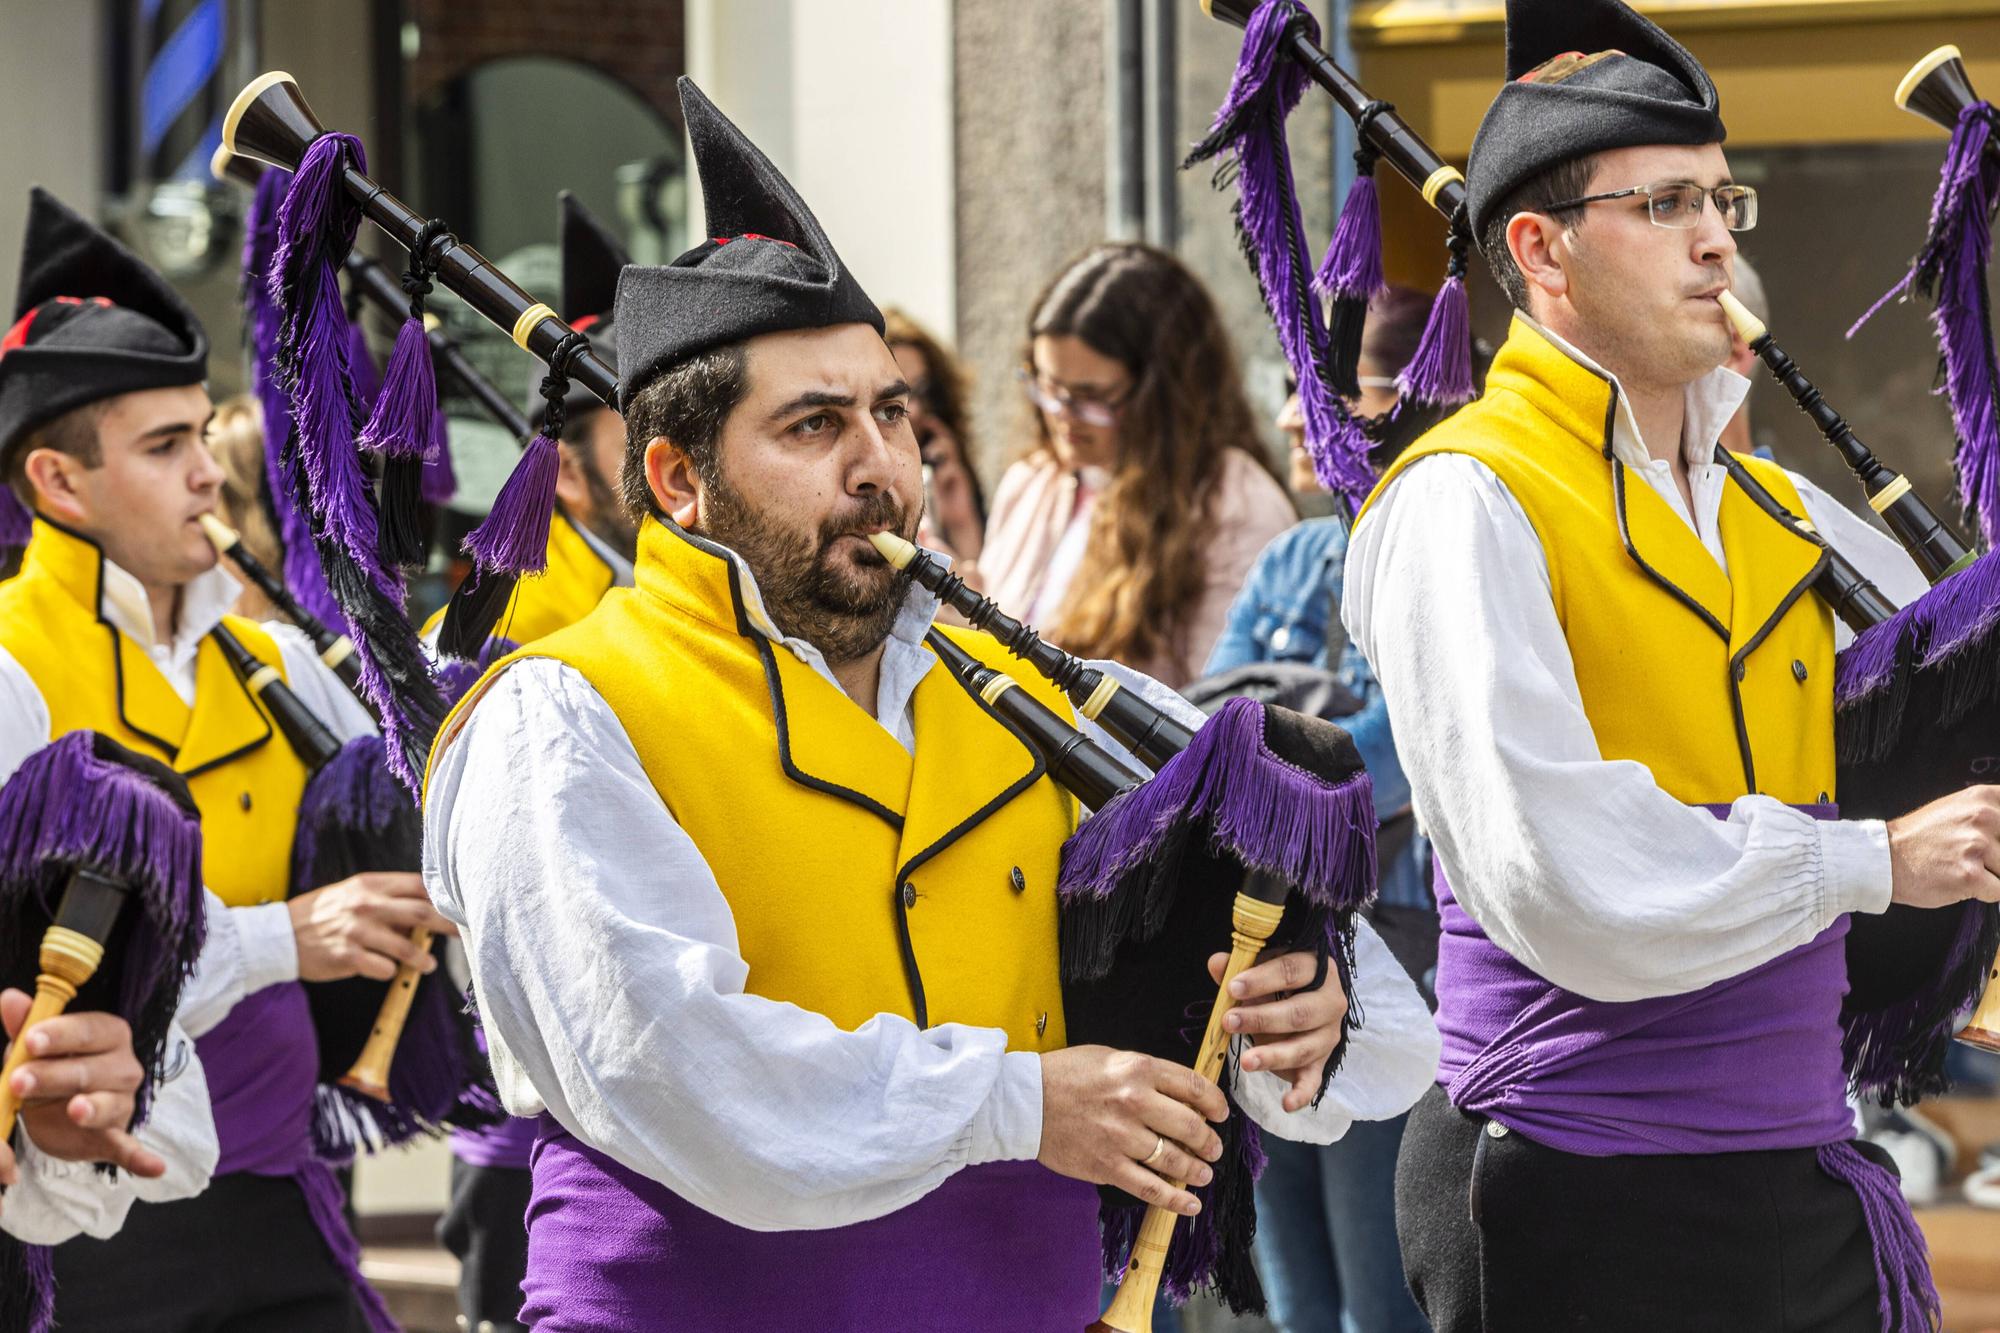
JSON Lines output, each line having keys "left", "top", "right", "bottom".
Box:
{"left": 1395, "top": 1084, "right": 1899, "bottom": 1332}
{"left": 437, "top": 1159, "right": 533, "bottom": 1333}
{"left": 50, "top": 1171, "right": 368, "bottom": 1333}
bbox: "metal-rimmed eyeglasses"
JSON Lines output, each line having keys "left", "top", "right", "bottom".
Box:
{"left": 1542, "top": 180, "right": 1759, "bottom": 232}
{"left": 1016, "top": 367, "right": 1134, "bottom": 428}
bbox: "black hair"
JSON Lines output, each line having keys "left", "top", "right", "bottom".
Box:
{"left": 619, "top": 342, "right": 750, "bottom": 519}
{"left": 1479, "top": 155, "right": 1601, "bottom": 311}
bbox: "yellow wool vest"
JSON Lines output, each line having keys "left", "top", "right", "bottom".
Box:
{"left": 431, "top": 519, "right": 1076, "bottom": 1049}
{"left": 0, "top": 519, "right": 308, "bottom": 905}
{"left": 1359, "top": 318, "right": 1837, "bottom": 805}
{"left": 423, "top": 510, "right": 617, "bottom": 648}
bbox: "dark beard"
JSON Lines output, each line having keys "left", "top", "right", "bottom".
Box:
{"left": 575, "top": 449, "right": 640, "bottom": 562}
{"left": 700, "top": 477, "right": 916, "bottom": 666}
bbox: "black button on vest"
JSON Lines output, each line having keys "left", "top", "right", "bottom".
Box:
{"left": 1010, "top": 866, "right": 1026, "bottom": 894}
{"left": 900, "top": 882, "right": 917, "bottom": 910}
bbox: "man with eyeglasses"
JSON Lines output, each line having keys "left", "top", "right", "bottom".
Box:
{"left": 1342, "top": 0, "right": 1991, "bottom": 1328}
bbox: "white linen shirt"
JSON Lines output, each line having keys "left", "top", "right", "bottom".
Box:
{"left": 0, "top": 556, "right": 372, "bottom": 1241}
{"left": 424, "top": 542, "right": 1440, "bottom": 1234}
{"left": 1343, "top": 321, "right": 1933, "bottom": 1005}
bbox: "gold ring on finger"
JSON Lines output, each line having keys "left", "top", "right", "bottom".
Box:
{"left": 1141, "top": 1135, "right": 1167, "bottom": 1168}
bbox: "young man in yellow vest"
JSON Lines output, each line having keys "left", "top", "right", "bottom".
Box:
{"left": 1343, "top": 1, "right": 2000, "bottom": 1328}
{"left": 424, "top": 78, "right": 1438, "bottom": 1331}
{"left": 0, "top": 187, "right": 454, "bottom": 1331}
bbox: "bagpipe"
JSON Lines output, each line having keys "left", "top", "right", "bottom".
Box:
{"left": 1196, "top": 0, "right": 2000, "bottom": 1097}
{"left": 209, "top": 147, "right": 503, "bottom": 1148}
{"left": 0, "top": 731, "right": 207, "bottom": 1333}
{"left": 223, "top": 68, "right": 1382, "bottom": 1324}
{"left": 206, "top": 617, "right": 497, "bottom": 1149}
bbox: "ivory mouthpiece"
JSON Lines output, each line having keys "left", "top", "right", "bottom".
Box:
{"left": 867, "top": 530, "right": 917, "bottom": 569}
{"left": 1898, "top": 45, "right": 1963, "bottom": 112}
{"left": 222, "top": 71, "right": 297, "bottom": 156}
{"left": 197, "top": 512, "right": 241, "bottom": 554}
{"left": 1716, "top": 290, "right": 1766, "bottom": 347}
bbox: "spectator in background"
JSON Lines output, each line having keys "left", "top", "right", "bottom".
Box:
{"left": 1206, "top": 285, "right": 1480, "bottom": 1333}
{"left": 883, "top": 308, "right": 986, "bottom": 564}
{"left": 205, "top": 395, "right": 283, "bottom": 621}
{"left": 974, "top": 243, "right": 1295, "bottom": 687}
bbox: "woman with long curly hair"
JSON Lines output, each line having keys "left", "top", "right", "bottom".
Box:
{"left": 974, "top": 243, "right": 1295, "bottom": 687}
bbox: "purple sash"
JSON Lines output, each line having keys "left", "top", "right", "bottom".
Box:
{"left": 1432, "top": 803, "right": 1937, "bottom": 1330}
{"left": 195, "top": 980, "right": 398, "bottom": 1332}
{"left": 520, "top": 1117, "right": 1102, "bottom": 1331}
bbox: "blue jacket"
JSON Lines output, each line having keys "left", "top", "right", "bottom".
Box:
{"left": 1204, "top": 519, "right": 1429, "bottom": 909}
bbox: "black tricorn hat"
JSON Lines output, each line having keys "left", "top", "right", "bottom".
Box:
{"left": 530, "top": 191, "right": 630, "bottom": 432}
{"left": 0, "top": 187, "right": 208, "bottom": 461}
{"left": 1465, "top": 0, "right": 1725, "bottom": 241}
{"left": 613, "top": 77, "right": 882, "bottom": 410}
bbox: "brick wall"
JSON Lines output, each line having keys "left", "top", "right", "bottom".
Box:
{"left": 408, "top": 0, "right": 686, "bottom": 130}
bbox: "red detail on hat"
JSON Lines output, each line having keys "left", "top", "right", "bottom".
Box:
{"left": 0, "top": 296, "right": 117, "bottom": 356}
{"left": 712, "top": 233, "right": 798, "bottom": 249}
{"left": 571, "top": 312, "right": 603, "bottom": 332}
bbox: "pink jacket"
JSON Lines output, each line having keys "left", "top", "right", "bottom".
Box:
{"left": 973, "top": 448, "right": 1296, "bottom": 689}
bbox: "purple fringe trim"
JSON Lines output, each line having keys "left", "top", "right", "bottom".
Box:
{"left": 1834, "top": 547, "right": 2000, "bottom": 754}
{"left": 0, "top": 1237, "right": 55, "bottom": 1333}
{"left": 269, "top": 131, "right": 445, "bottom": 789}
{"left": 1854, "top": 103, "right": 2000, "bottom": 547}
{"left": 244, "top": 164, "right": 344, "bottom": 632}
{"left": 1057, "top": 697, "right": 1376, "bottom": 910}
{"left": 1398, "top": 274, "right": 1476, "bottom": 408}
{"left": 463, "top": 433, "right": 560, "bottom": 577}
{"left": 1843, "top": 901, "right": 1996, "bottom": 1107}
{"left": 0, "top": 732, "right": 206, "bottom": 1125}
{"left": 1815, "top": 1140, "right": 1940, "bottom": 1333}
{"left": 359, "top": 317, "right": 443, "bottom": 463}
{"left": 1192, "top": 0, "right": 1375, "bottom": 507}
{"left": 292, "top": 736, "right": 409, "bottom": 890}
{"left": 296, "top": 1160, "right": 400, "bottom": 1332}
{"left": 1314, "top": 173, "right": 1385, "bottom": 303}
{"left": 1099, "top": 1093, "right": 1267, "bottom": 1309}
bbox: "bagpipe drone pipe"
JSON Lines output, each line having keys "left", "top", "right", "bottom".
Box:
{"left": 1195, "top": 0, "right": 2000, "bottom": 1099}
{"left": 207, "top": 622, "right": 497, "bottom": 1150}
{"left": 222, "top": 69, "right": 1383, "bottom": 1324}
{"left": 0, "top": 731, "right": 207, "bottom": 1333}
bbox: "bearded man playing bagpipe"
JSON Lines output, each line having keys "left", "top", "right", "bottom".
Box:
{"left": 1339, "top": 0, "right": 2000, "bottom": 1329}
{"left": 423, "top": 78, "right": 1439, "bottom": 1332}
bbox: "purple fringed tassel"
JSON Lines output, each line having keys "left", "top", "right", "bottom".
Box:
{"left": 420, "top": 407, "right": 457, "bottom": 506}
{"left": 359, "top": 315, "right": 444, "bottom": 568}
{"left": 346, "top": 317, "right": 381, "bottom": 407}
{"left": 1186, "top": 0, "right": 1375, "bottom": 508}
{"left": 463, "top": 433, "right": 560, "bottom": 577}
{"left": 296, "top": 1161, "right": 400, "bottom": 1332}
{"left": 0, "top": 488, "right": 32, "bottom": 551}
{"left": 1398, "top": 274, "right": 1475, "bottom": 409}
{"left": 1816, "top": 1140, "right": 1940, "bottom": 1333}
{"left": 1059, "top": 696, "right": 1377, "bottom": 916}
{"left": 1316, "top": 173, "right": 1385, "bottom": 305}
{"left": 1316, "top": 167, "right": 1384, "bottom": 399}
{"left": 244, "top": 165, "right": 345, "bottom": 633}
{"left": 1854, "top": 103, "right": 2000, "bottom": 546}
